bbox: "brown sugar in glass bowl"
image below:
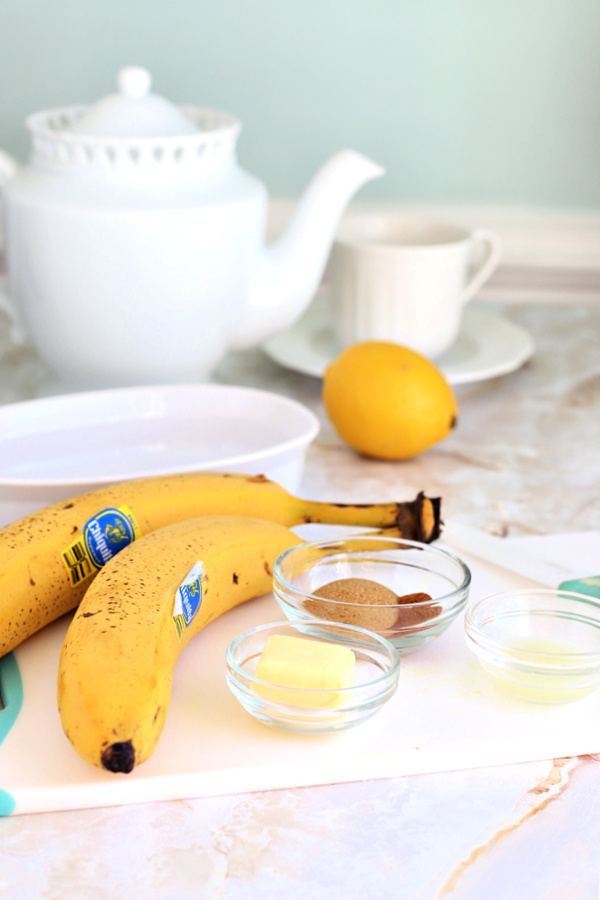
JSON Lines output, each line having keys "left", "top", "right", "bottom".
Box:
{"left": 306, "top": 577, "right": 439, "bottom": 632}
{"left": 272, "top": 536, "right": 471, "bottom": 655}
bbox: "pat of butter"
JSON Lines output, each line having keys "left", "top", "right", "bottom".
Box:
{"left": 255, "top": 634, "right": 355, "bottom": 709}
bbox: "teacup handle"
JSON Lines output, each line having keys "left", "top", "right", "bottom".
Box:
{"left": 463, "top": 229, "right": 503, "bottom": 302}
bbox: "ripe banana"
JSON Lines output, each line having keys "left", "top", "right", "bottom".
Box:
{"left": 57, "top": 515, "right": 302, "bottom": 772}
{"left": 0, "top": 471, "right": 440, "bottom": 657}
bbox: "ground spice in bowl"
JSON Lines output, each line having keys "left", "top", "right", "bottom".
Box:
{"left": 396, "top": 592, "right": 441, "bottom": 628}
{"left": 304, "top": 577, "right": 439, "bottom": 633}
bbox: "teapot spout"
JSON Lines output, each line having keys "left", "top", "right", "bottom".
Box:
{"left": 232, "top": 149, "right": 384, "bottom": 349}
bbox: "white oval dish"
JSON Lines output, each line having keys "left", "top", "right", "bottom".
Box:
{"left": 0, "top": 384, "right": 319, "bottom": 526}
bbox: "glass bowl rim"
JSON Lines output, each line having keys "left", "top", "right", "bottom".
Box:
{"left": 465, "top": 588, "right": 600, "bottom": 666}
{"left": 272, "top": 536, "right": 472, "bottom": 609}
{"left": 226, "top": 618, "right": 401, "bottom": 700}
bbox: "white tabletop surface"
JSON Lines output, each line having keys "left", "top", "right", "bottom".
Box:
{"left": 1, "top": 297, "right": 600, "bottom": 899}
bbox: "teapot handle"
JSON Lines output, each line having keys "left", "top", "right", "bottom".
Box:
{"left": 0, "top": 151, "right": 27, "bottom": 344}
{"left": 0, "top": 149, "right": 18, "bottom": 185}
{"left": 0, "top": 284, "right": 27, "bottom": 345}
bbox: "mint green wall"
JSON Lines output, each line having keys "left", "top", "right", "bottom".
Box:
{"left": 1, "top": 0, "right": 598, "bottom": 209}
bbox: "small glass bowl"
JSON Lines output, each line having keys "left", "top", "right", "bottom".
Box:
{"left": 465, "top": 589, "right": 600, "bottom": 704}
{"left": 272, "top": 536, "right": 471, "bottom": 654}
{"left": 226, "top": 620, "right": 400, "bottom": 733}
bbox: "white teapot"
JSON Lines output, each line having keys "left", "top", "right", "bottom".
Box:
{"left": 0, "top": 67, "right": 383, "bottom": 387}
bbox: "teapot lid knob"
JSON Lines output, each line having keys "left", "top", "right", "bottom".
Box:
{"left": 117, "top": 66, "right": 152, "bottom": 99}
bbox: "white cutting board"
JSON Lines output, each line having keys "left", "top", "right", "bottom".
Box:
{"left": 1, "top": 532, "right": 599, "bottom": 817}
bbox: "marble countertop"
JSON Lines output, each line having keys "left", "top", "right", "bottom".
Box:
{"left": 1, "top": 299, "right": 600, "bottom": 899}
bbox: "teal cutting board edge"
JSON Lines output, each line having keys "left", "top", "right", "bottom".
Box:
{"left": 0, "top": 652, "right": 24, "bottom": 815}
{"left": 558, "top": 576, "right": 600, "bottom": 599}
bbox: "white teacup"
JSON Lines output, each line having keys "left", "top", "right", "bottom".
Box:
{"left": 328, "top": 216, "right": 502, "bottom": 359}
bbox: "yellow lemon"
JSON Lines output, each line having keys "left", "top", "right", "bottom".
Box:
{"left": 323, "top": 341, "right": 458, "bottom": 460}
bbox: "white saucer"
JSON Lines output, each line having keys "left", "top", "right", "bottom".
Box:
{"left": 263, "top": 300, "right": 535, "bottom": 385}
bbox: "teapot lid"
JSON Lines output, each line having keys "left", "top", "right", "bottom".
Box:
{"left": 68, "top": 67, "right": 198, "bottom": 138}
{"left": 26, "top": 67, "right": 240, "bottom": 175}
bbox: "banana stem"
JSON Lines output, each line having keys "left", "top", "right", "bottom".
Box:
{"left": 295, "top": 492, "right": 441, "bottom": 543}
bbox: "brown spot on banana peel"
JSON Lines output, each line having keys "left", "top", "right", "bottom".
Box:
{"left": 332, "top": 502, "right": 373, "bottom": 508}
